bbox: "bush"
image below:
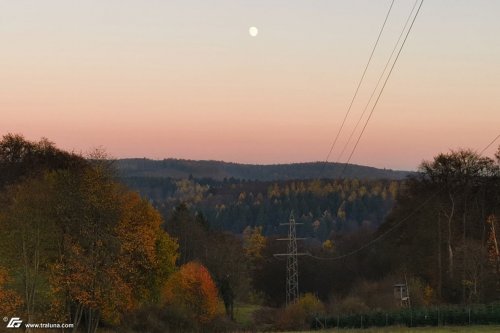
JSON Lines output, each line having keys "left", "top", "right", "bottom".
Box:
{"left": 275, "top": 293, "right": 325, "bottom": 330}
{"left": 336, "top": 296, "right": 369, "bottom": 314}
{"left": 298, "top": 293, "right": 326, "bottom": 318}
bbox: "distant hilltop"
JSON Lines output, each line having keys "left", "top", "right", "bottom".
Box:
{"left": 115, "top": 158, "right": 412, "bottom": 181}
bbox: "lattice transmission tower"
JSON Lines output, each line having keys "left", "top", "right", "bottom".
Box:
{"left": 274, "top": 211, "right": 307, "bottom": 306}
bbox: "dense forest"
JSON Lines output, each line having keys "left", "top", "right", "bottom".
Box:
{"left": 122, "top": 176, "right": 401, "bottom": 240}
{"left": 1, "top": 133, "right": 499, "bottom": 332}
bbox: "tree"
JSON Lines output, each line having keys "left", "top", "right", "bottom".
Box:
{"left": 162, "top": 262, "right": 220, "bottom": 326}
{"left": 115, "top": 190, "right": 178, "bottom": 306}
{"left": 0, "top": 174, "right": 59, "bottom": 326}
{"left": 47, "top": 163, "right": 178, "bottom": 332}
{"left": 0, "top": 133, "right": 85, "bottom": 189}
{"left": 164, "top": 204, "right": 207, "bottom": 265}
{"left": 486, "top": 215, "right": 500, "bottom": 293}
{"left": 243, "top": 226, "right": 266, "bottom": 264}
{"left": 203, "top": 232, "right": 250, "bottom": 320}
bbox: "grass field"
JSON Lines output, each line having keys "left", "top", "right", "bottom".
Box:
{"left": 233, "top": 303, "right": 500, "bottom": 332}
{"left": 234, "top": 303, "right": 261, "bottom": 326}
{"left": 292, "top": 325, "right": 500, "bottom": 332}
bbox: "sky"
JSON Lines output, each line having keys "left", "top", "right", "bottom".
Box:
{"left": 1, "top": 0, "right": 499, "bottom": 170}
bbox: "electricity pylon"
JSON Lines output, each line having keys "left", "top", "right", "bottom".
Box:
{"left": 274, "top": 211, "right": 307, "bottom": 306}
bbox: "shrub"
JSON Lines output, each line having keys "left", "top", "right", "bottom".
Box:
{"left": 275, "top": 293, "right": 325, "bottom": 330}
{"left": 337, "top": 296, "right": 369, "bottom": 314}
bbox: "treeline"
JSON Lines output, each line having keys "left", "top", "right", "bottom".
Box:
{"left": 116, "top": 158, "right": 410, "bottom": 181}
{"left": 122, "top": 176, "right": 402, "bottom": 240}
{"left": 0, "top": 135, "right": 180, "bottom": 332}
{"left": 378, "top": 148, "right": 500, "bottom": 305}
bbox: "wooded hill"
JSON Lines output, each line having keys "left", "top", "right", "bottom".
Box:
{"left": 117, "top": 158, "right": 409, "bottom": 240}
{"left": 121, "top": 176, "right": 402, "bottom": 240}
{"left": 115, "top": 158, "right": 411, "bottom": 181}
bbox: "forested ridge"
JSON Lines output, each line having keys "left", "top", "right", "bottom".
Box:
{"left": 116, "top": 158, "right": 411, "bottom": 181}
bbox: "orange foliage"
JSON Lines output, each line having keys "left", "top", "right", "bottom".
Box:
{"left": 49, "top": 241, "right": 134, "bottom": 324}
{"left": 0, "top": 267, "right": 23, "bottom": 315}
{"left": 163, "top": 262, "right": 220, "bottom": 324}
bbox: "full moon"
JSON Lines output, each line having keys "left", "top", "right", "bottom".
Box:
{"left": 249, "top": 26, "right": 258, "bottom": 37}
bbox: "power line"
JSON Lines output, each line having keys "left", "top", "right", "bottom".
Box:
{"left": 307, "top": 132, "right": 499, "bottom": 261}
{"left": 340, "top": 0, "right": 424, "bottom": 177}
{"left": 479, "top": 133, "right": 500, "bottom": 155}
{"left": 335, "top": 0, "right": 420, "bottom": 166}
{"left": 322, "top": 0, "right": 395, "bottom": 174}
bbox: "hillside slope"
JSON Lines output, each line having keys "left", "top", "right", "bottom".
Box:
{"left": 115, "top": 158, "right": 411, "bottom": 181}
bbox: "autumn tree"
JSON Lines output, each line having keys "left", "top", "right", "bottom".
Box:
{"left": 47, "top": 161, "right": 178, "bottom": 332}
{"left": 242, "top": 226, "right": 266, "bottom": 265}
{"left": 162, "top": 262, "right": 220, "bottom": 327}
{"left": 115, "top": 190, "right": 178, "bottom": 306}
{"left": 0, "top": 267, "right": 23, "bottom": 316}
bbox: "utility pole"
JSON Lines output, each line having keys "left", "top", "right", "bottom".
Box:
{"left": 274, "top": 211, "right": 308, "bottom": 306}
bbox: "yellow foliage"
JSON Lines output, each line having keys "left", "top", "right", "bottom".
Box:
{"left": 423, "top": 284, "right": 435, "bottom": 305}
{"left": 243, "top": 226, "right": 266, "bottom": 262}
{"left": 322, "top": 239, "right": 335, "bottom": 252}
{"left": 297, "top": 293, "right": 325, "bottom": 316}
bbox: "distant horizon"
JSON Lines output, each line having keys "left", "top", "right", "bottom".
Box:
{"left": 115, "top": 155, "right": 414, "bottom": 171}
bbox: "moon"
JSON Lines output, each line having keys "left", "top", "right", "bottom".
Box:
{"left": 249, "top": 26, "right": 258, "bottom": 37}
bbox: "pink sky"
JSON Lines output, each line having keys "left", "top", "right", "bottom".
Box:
{"left": 1, "top": 0, "right": 499, "bottom": 170}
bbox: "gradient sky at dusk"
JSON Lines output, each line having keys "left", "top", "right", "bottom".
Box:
{"left": 1, "top": 0, "right": 499, "bottom": 170}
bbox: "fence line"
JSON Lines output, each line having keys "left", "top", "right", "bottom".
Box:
{"left": 312, "top": 303, "right": 500, "bottom": 329}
